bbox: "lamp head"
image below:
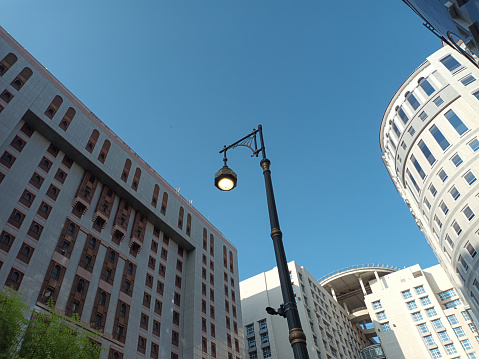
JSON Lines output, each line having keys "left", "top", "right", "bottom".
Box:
{"left": 215, "top": 165, "right": 237, "bottom": 191}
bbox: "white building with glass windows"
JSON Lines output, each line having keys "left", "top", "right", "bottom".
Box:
{"left": 364, "top": 264, "right": 479, "bottom": 359}
{"left": 380, "top": 45, "right": 479, "bottom": 321}
{"left": 240, "top": 262, "right": 371, "bottom": 359}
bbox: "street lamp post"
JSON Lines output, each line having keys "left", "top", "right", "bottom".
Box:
{"left": 215, "top": 124, "right": 310, "bottom": 359}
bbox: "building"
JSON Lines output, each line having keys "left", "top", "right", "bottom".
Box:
{"left": 380, "top": 46, "right": 479, "bottom": 323}
{"left": 402, "top": 0, "right": 479, "bottom": 66}
{"left": 0, "top": 26, "right": 244, "bottom": 359}
{"left": 365, "top": 264, "right": 479, "bottom": 359}
{"left": 240, "top": 261, "right": 373, "bottom": 359}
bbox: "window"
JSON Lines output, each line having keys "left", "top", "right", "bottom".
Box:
{"left": 262, "top": 347, "right": 271, "bottom": 358}
{"left": 438, "top": 168, "right": 448, "bottom": 182}
{"left": 426, "top": 307, "right": 437, "bottom": 317}
{"left": 450, "top": 186, "right": 461, "bottom": 200}
{"left": 261, "top": 333, "right": 269, "bottom": 344}
{"left": 429, "top": 348, "right": 441, "bottom": 358}
{"left": 453, "top": 221, "right": 462, "bottom": 235}
{"left": 440, "top": 54, "right": 462, "bottom": 72}
{"left": 407, "top": 170, "right": 421, "bottom": 193}
{"left": 430, "top": 125, "right": 450, "bottom": 150}
{"left": 461, "top": 74, "right": 476, "bottom": 86}
{"left": 463, "top": 205, "right": 475, "bottom": 220}
{"left": 438, "top": 330, "right": 450, "bottom": 342}
{"left": 447, "top": 314, "right": 459, "bottom": 325}
{"left": 445, "top": 110, "right": 469, "bottom": 135}
{"left": 377, "top": 311, "right": 387, "bottom": 321}
{"left": 406, "top": 92, "right": 420, "bottom": 110}
{"left": 451, "top": 153, "right": 463, "bottom": 167}
{"left": 419, "top": 111, "right": 428, "bottom": 121}
{"left": 402, "top": 290, "right": 412, "bottom": 299}
{"left": 412, "top": 312, "right": 423, "bottom": 321}
{"left": 248, "top": 338, "right": 256, "bottom": 349}
{"left": 372, "top": 301, "right": 382, "bottom": 310}
{"left": 415, "top": 286, "right": 425, "bottom": 295}
{"left": 419, "top": 78, "right": 435, "bottom": 95}
{"left": 434, "top": 96, "right": 444, "bottom": 106}
{"left": 466, "top": 242, "right": 477, "bottom": 258}
{"left": 398, "top": 108, "right": 409, "bottom": 125}
{"left": 454, "top": 327, "right": 466, "bottom": 338}
{"left": 463, "top": 311, "right": 471, "bottom": 321}
{"left": 465, "top": 171, "right": 477, "bottom": 185}
{"left": 432, "top": 319, "right": 444, "bottom": 330}
{"left": 469, "top": 323, "right": 476, "bottom": 333}
{"left": 461, "top": 339, "right": 473, "bottom": 351}
{"left": 418, "top": 140, "right": 436, "bottom": 165}
{"left": 445, "top": 343, "right": 457, "bottom": 355}
{"left": 420, "top": 296, "right": 431, "bottom": 306}
{"left": 424, "top": 335, "right": 435, "bottom": 346}
{"left": 246, "top": 324, "right": 254, "bottom": 335}
{"left": 469, "top": 138, "right": 479, "bottom": 152}
{"left": 418, "top": 323, "right": 429, "bottom": 334}
{"left": 411, "top": 155, "right": 426, "bottom": 180}
{"left": 424, "top": 197, "right": 431, "bottom": 210}
{"left": 445, "top": 299, "right": 462, "bottom": 308}
{"left": 392, "top": 122, "right": 401, "bottom": 137}
{"left": 434, "top": 215, "right": 443, "bottom": 228}
{"left": 381, "top": 322, "right": 391, "bottom": 331}
{"left": 258, "top": 319, "right": 267, "bottom": 330}
{"left": 407, "top": 301, "right": 417, "bottom": 310}
{"left": 430, "top": 183, "right": 437, "bottom": 196}
{"left": 440, "top": 201, "right": 449, "bottom": 215}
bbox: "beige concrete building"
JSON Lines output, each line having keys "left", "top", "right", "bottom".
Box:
{"left": 240, "top": 261, "right": 372, "bottom": 359}
{"left": 365, "top": 264, "right": 479, "bottom": 359}
{"left": 0, "top": 26, "right": 244, "bottom": 358}
{"left": 380, "top": 45, "right": 479, "bottom": 322}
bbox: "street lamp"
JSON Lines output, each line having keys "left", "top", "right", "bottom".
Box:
{"left": 215, "top": 124, "right": 310, "bottom": 359}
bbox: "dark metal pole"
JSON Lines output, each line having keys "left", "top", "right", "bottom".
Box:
{"left": 257, "top": 124, "right": 310, "bottom": 359}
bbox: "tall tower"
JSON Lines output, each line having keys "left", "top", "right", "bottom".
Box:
{"left": 380, "top": 45, "right": 479, "bottom": 321}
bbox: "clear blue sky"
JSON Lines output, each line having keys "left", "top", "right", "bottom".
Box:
{"left": 1, "top": 1, "right": 442, "bottom": 281}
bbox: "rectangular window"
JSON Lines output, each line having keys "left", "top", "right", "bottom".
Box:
{"left": 408, "top": 126, "right": 416, "bottom": 136}
{"left": 453, "top": 221, "right": 462, "bottom": 235}
{"left": 430, "top": 124, "right": 450, "bottom": 150}
{"left": 451, "top": 153, "right": 463, "bottom": 167}
{"left": 401, "top": 141, "right": 407, "bottom": 151}
{"left": 461, "top": 74, "right": 476, "bottom": 86}
{"left": 407, "top": 301, "right": 418, "bottom": 310}
{"left": 434, "top": 215, "right": 443, "bottom": 228}
{"left": 381, "top": 322, "right": 391, "bottom": 331}
{"left": 465, "top": 171, "right": 477, "bottom": 185}
{"left": 450, "top": 186, "right": 461, "bottom": 200}
{"left": 432, "top": 319, "right": 444, "bottom": 330}
{"left": 420, "top": 296, "right": 432, "bottom": 306}
{"left": 463, "top": 205, "right": 475, "bottom": 220}
{"left": 444, "top": 343, "right": 457, "bottom": 355}
{"left": 440, "top": 201, "right": 449, "bottom": 215}
{"left": 466, "top": 242, "right": 477, "bottom": 258}
{"left": 447, "top": 314, "right": 459, "bottom": 325}
{"left": 445, "top": 299, "right": 462, "bottom": 308}
{"left": 415, "top": 286, "right": 426, "bottom": 295}
{"left": 434, "top": 96, "right": 444, "bottom": 106}
{"left": 407, "top": 92, "right": 420, "bottom": 110}
{"left": 446, "top": 234, "right": 455, "bottom": 248}
{"left": 454, "top": 326, "right": 466, "bottom": 338}
{"left": 398, "top": 108, "right": 409, "bottom": 125}
{"left": 372, "top": 301, "right": 382, "bottom": 310}
{"left": 445, "top": 110, "right": 469, "bottom": 135}
{"left": 402, "top": 290, "right": 412, "bottom": 299}
{"left": 377, "top": 311, "right": 387, "bottom": 321}
{"left": 418, "top": 323, "right": 429, "bottom": 334}
{"left": 438, "top": 169, "right": 448, "bottom": 182}
{"left": 407, "top": 170, "right": 421, "bottom": 193}
{"left": 461, "top": 339, "right": 473, "bottom": 351}
{"left": 424, "top": 198, "right": 431, "bottom": 211}
{"left": 418, "top": 140, "right": 436, "bottom": 165}
{"left": 469, "top": 323, "right": 476, "bottom": 333}
{"left": 438, "top": 330, "right": 450, "bottom": 342}
{"left": 420, "top": 79, "right": 435, "bottom": 96}
{"left": 439, "top": 289, "right": 457, "bottom": 301}
{"left": 392, "top": 122, "right": 401, "bottom": 137}
{"left": 430, "top": 348, "right": 441, "bottom": 359}
{"left": 419, "top": 111, "right": 428, "bottom": 121}
{"left": 412, "top": 312, "right": 423, "bottom": 321}
{"left": 429, "top": 183, "right": 437, "bottom": 196}
{"left": 426, "top": 307, "right": 437, "bottom": 317}
{"left": 463, "top": 311, "right": 471, "bottom": 321}
{"left": 459, "top": 255, "right": 469, "bottom": 271}
{"left": 424, "top": 335, "right": 435, "bottom": 346}
{"left": 411, "top": 155, "right": 426, "bottom": 180}
{"left": 469, "top": 138, "right": 479, "bottom": 152}
{"left": 440, "top": 54, "right": 462, "bottom": 72}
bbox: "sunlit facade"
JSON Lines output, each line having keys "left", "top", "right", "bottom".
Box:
{"left": 380, "top": 45, "right": 479, "bottom": 322}
{"left": 0, "top": 26, "right": 244, "bottom": 358}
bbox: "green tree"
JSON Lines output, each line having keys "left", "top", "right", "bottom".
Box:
{"left": 0, "top": 288, "right": 29, "bottom": 359}
{"left": 0, "top": 290, "right": 102, "bottom": 359}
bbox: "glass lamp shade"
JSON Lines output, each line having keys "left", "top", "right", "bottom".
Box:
{"left": 215, "top": 166, "right": 237, "bottom": 191}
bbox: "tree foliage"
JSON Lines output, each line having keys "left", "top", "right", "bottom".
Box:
{"left": 0, "top": 290, "right": 102, "bottom": 359}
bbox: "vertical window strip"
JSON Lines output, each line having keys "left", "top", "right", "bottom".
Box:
{"left": 445, "top": 110, "right": 468, "bottom": 136}
{"left": 430, "top": 125, "right": 450, "bottom": 150}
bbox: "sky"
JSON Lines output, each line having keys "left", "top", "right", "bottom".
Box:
{"left": 1, "top": 1, "right": 444, "bottom": 281}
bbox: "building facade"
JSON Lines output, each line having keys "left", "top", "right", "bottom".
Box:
{"left": 402, "top": 0, "right": 479, "bottom": 66}
{"left": 365, "top": 264, "right": 479, "bottom": 359}
{"left": 240, "top": 262, "right": 371, "bottom": 359}
{"left": 0, "top": 26, "right": 244, "bottom": 359}
{"left": 380, "top": 46, "right": 479, "bottom": 323}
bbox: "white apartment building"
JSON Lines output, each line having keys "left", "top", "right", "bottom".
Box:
{"left": 365, "top": 264, "right": 479, "bottom": 359}
{"left": 240, "top": 261, "right": 371, "bottom": 359}
{"left": 380, "top": 45, "right": 479, "bottom": 320}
